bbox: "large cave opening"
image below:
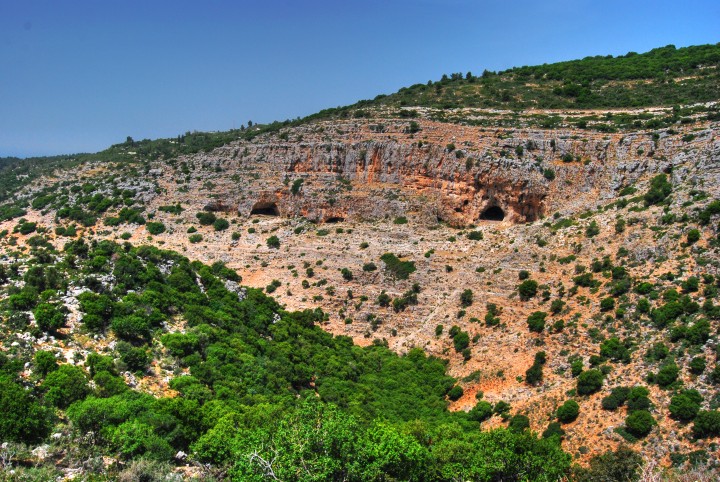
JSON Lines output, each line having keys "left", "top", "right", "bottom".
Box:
{"left": 479, "top": 205, "right": 505, "bottom": 221}
{"left": 250, "top": 202, "right": 279, "bottom": 216}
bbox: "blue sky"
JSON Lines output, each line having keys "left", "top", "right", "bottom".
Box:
{"left": 1, "top": 0, "right": 718, "bottom": 157}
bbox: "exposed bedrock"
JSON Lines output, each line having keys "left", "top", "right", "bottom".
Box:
{"left": 188, "top": 120, "right": 718, "bottom": 226}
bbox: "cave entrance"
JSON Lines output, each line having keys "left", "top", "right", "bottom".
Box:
{"left": 479, "top": 205, "right": 505, "bottom": 221}
{"left": 325, "top": 216, "right": 345, "bottom": 223}
{"left": 250, "top": 202, "right": 279, "bottom": 216}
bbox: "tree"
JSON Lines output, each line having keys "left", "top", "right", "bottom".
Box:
{"left": 518, "top": 279, "right": 538, "bottom": 300}
{"left": 693, "top": 410, "right": 720, "bottom": 438}
{"left": 34, "top": 350, "right": 59, "bottom": 376}
{"left": 42, "top": 364, "right": 90, "bottom": 408}
{"left": 468, "top": 401, "right": 493, "bottom": 422}
{"left": 669, "top": 390, "right": 702, "bottom": 422}
{"left": 655, "top": 362, "right": 679, "bottom": 387}
{"left": 526, "top": 311, "right": 547, "bottom": 333}
{"left": 557, "top": 400, "right": 580, "bottom": 423}
{"left": 447, "top": 385, "right": 464, "bottom": 401}
{"left": 34, "top": 302, "right": 66, "bottom": 332}
{"left": 0, "top": 375, "right": 51, "bottom": 443}
{"left": 624, "top": 410, "right": 655, "bottom": 437}
{"left": 577, "top": 369, "right": 604, "bottom": 395}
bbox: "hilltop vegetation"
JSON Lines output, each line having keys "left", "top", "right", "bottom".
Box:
{"left": 315, "top": 44, "right": 720, "bottom": 115}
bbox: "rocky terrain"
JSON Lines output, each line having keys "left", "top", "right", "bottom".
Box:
{"left": 3, "top": 106, "right": 719, "bottom": 471}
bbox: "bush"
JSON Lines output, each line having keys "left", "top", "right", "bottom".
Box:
{"left": 542, "top": 422, "right": 565, "bottom": 439}
{"left": 341, "top": 268, "right": 353, "bottom": 281}
{"left": 526, "top": 311, "right": 547, "bottom": 333}
{"left": 518, "top": 279, "right": 538, "bottom": 300}
{"left": 447, "top": 385, "right": 464, "bottom": 401}
{"left": 508, "top": 414, "right": 530, "bottom": 433}
{"left": 669, "top": 390, "right": 702, "bottom": 422}
{"left": 453, "top": 331, "right": 470, "bottom": 352}
{"left": 34, "top": 302, "right": 66, "bottom": 332}
{"left": 266, "top": 235, "right": 280, "bottom": 249}
{"left": 693, "top": 410, "right": 720, "bottom": 438}
{"left": 362, "top": 262, "right": 377, "bottom": 272}
{"left": 624, "top": 410, "right": 655, "bottom": 438}
{"left": 196, "top": 211, "right": 217, "bottom": 225}
{"left": 468, "top": 401, "right": 493, "bottom": 422}
{"left": 655, "top": 362, "right": 679, "bottom": 387}
{"left": 467, "top": 230, "right": 483, "bottom": 240}
{"left": 0, "top": 375, "right": 51, "bottom": 443}
{"left": 574, "top": 446, "right": 642, "bottom": 482}
{"left": 644, "top": 174, "right": 672, "bottom": 206}
{"left": 213, "top": 218, "right": 230, "bottom": 231}
{"left": 460, "top": 289, "right": 473, "bottom": 307}
{"left": 601, "top": 387, "right": 630, "bottom": 410}
{"left": 557, "top": 400, "right": 580, "bottom": 423}
{"left": 577, "top": 369, "right": 603, "bottom": 395}
{"left": 686, "top": 228, "right": 701, "bottom": 244}
{"left": 42, "top": 364, "right": 90, "bottom": 408}
{"left": 34, "top": 350, "right": 59, "bottom": 376}
{"left": 380, "top": 253, "right": 416, "bottom": 280}
{"left": 689, "top": 356, "right": 706, "bottom": 375}
{"left": 145, "top": 222, "right": 166, "bottom": 235}
{"left": 599, "top": 297, "right": 615, "bottom": 312}
{"left": 585, "top": 220, "right": 600, "bottom": 237}
{"left": 525, "top": 363, "right": 543, "bottom": 386}
{"left": 189, "top": 234, "right": 203, "bottom": 243}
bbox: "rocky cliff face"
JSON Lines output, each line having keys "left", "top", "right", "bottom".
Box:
{"left": 176, "top": 119, "right": 719, "bottom": 227}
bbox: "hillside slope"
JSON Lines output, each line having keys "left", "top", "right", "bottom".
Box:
{"left": 0, "top": 44, "right": 719, "bottom": 480}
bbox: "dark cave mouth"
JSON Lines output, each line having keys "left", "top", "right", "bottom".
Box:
{"left": 479, "top": 205, "right": 505, "bottom": 221}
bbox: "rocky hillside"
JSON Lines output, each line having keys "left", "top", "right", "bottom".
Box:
{"left": 1, "top": 45, "right": 720, "bottom": 480}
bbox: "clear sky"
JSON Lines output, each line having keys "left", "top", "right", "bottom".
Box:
{"left": 1, "top": 0, "right": 718, "bottom": 157}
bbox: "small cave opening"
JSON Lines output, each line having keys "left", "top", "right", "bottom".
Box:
{"left": 325, "top": 216, "right": 345, "bottom": 223}
{"left": 479, "top": 205, "right": 505, "bottom": 221}
{"left": 250, "top": 202, "right": 279, "bottom": 216}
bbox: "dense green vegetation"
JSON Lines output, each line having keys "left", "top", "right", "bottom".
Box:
{"left": 0, "top": 239, "right": 572, "bottom": 480}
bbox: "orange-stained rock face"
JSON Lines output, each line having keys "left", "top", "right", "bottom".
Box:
{"left": 181, "top": 117, "right": 717, "bottom": 230}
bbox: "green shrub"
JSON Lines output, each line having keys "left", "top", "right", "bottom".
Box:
{"left": 41, "top": 365, "right": 90, "bottom": 408}
{"left": 693, "top": 410, "right": 720, "bottom": 438}
{"left": 655, "top": 362, "right": 679, "bottom": 387}
{"left": 0, "top": 375, "right": 51, "bottom": 443}
{"left": 624, "top": 410, "right": 655, "bottom": 437}
{"left": 213, "top": 218, "right": 230, "bottom": 231}
{"left": 686, "top": 229, "right": 700, "bottom": 244}
{"left": 266, "top": 235, "right": 280, "bottom": 249}
{"left": 518, "top": 279, "right": 538, "bottom": 300}
{"left": 189, "top": 234, "right": 203, "bottom": 243}
{"left": 380, "top": 253, "right": 416, "bottom": 280}
{"left": 669, "top": 390, "right": 702, "bottom": 422}
{"left": 145, "top": 222, "right": 166, "bottom": 235}
{"left": 557, "top": 400, "right": 580, "bottom": 423}
{"left": 196, "top": 211, "right": 217, "bottom": 226}
{"left": 577, "top": 369, "right": 604, "bottom": 395}
{"left": 526, "top": 311, "right": 547, "bottom": 333}
{"left": 34, "top": 302, "right": 66, "bottom": 332}
{"left": 460, "top": 289, "right": 473, "bottom": 307}
{"left": 447, "top": 385, "right": 464, "bottom": 401}
{"left": 644, "top": 174, "right": 672, "bottom": 206}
